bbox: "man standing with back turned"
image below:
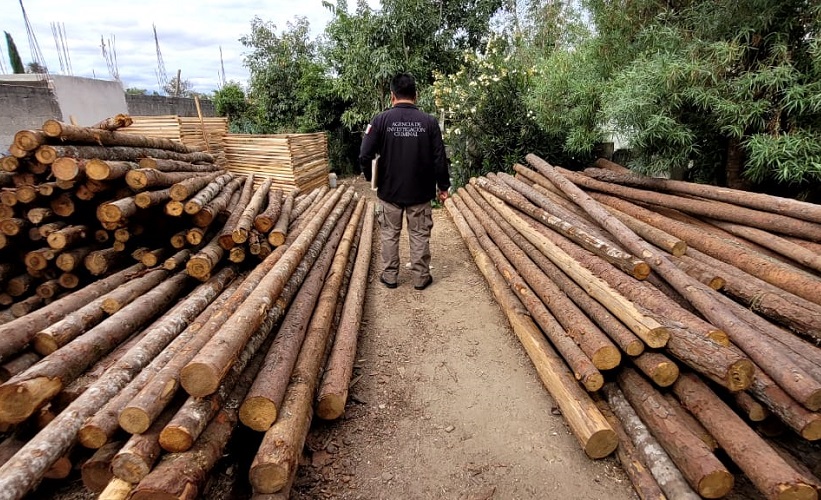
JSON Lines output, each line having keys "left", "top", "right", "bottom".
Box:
{"left": 360, "top": 73, "right": 450, "bottom": 291}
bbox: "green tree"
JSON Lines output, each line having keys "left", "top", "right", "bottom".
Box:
{"left": 163, "top": 75, "right": 194, "bottom": 97}
{"left": 4, "top": 32, "right": 24, "bottom": 74}
{"left": 125, "top": 87, "right": 148, "bottom": 95}
{"left": 25, "top": 61, "right": 47, "bottom": 74}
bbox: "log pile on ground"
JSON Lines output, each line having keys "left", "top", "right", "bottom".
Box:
{"left": 0, "top": 118, "right": 372, "bottom": 500}
{"left": 446, "top": 155, "right": 821, "bottom": 500}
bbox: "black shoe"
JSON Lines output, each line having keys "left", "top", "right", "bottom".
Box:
{"left": 414, "top": 276, "right": 433, "bottom": 291}
{"left": 380, "top": 275, "right": 397, "bottom": 289}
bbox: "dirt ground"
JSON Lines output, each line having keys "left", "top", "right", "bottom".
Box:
{"left": 42, "top": 176, "right": 637, "bottom": 500}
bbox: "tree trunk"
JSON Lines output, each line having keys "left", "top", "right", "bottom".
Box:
{"left": 444, "top": 199, "right": 617, "bottom": 460}
{"left": 0, "top": 263, "right": 145, "bottom": 363}
{"left": 46, "top": 224, "right": 88, "bottom": 250}
{"left": 233, "top": 177, "right": 274, "bottom": 244}
{"left": 134, "top": 187, "right": 172, "bottom": 209}
{"left": 617, "top": 368, "right": 734, "bottom": 498}
{"left": 706, "top": 219, "right": 821, "bottom": 273}
{"left": 163, "top": 249, "right": 192, "bottom": 271}
{"left": 0, "top": 272, "right": 189, "bottom": 424}
{"left": 183, "top": 173, "right": 233, "bottom": 214}
{"left": 748, "top": 371, "right": 821, "bottom": 441}
{"left": 673, "top": 373, "right": 817, "bottom": 500}
{"left": 181, "top": 188, "right": 352, "bottom": 398}
{"left": 192, "top": 176, "right": 244, "bottom": 227}
{"left": 35, "top": 144, "right": 214, "bottom": 165}
{"left": 316, "top": 202, "right": 375, "bottom": 420}
{"left": 91, "top": 114, "right": 133, "bottom": 131}
{"left": 97, "top": 197, "right": 138, "bottom": 223}
{"left": 85, "top": 160, "right": 137, "bottom": 181}
{"left": 81, "top": 440, "right": 122, "bottom": 493}
{"left": 112, "top": 401, "right": 180, "bottom": 483}
{"left": 55, "top": 246, "right": 92, "bottom": 272}
{"left": 126, "top": 169, "right": 205, "bottom": 192}
{"left": 0, "top": 269, "right": 234, "bottom": 499}
{"left": 13, "top": 130, "right": 47, "bottom": 152}
{"left": 0, "top": 352, "right": 39, "bottom": 382}
{"left": 268, "top": 192, "right": 295, "bottom": 246}
{"left": 240, "top": 200, "right": 360, "bottom": 431}
{"left": 254, "top": 188, "right": 283, "bottom": 233}
{"left": 734, "top": 391, "right": 769, "bottom": 422}
{"left": 10, "top": 295, "right": 44, "bottom": 317}
{"left": 139, "top": 157, "right": 221, "bottom": 172}
{"left": 218, "top": 174, "right": 255, "bottom": 249}
{"left": 85, "top": 248, "right": 124, "bottom": 275}
{"left": 186, "top": 233, "right": 225, "bottom": 281}
{"left": 42, "top": 120, "right": 192, "bottom": 153}
{"left": 632, "top": 352, "right": 679, "bottom": 388}
{"left": 169, "top": 172, "right": 222, "bottom": 201}
{"left": 77, "top": 271, "right": 239, "bottom": 450}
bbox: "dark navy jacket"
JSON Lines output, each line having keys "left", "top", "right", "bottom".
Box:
{"left": 359, "top": 103, "right": 450, "bottom": 206}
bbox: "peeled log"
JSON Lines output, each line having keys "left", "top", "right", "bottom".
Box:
{"left": 233, "top": 177, "right": 274, "bottom": 244}
{"left": 240, "top": 199, "right": 360, "bottom": 431}
{"left": 0, "top": 270, "right": 235, "bottom": 499}
{"left": 181, "top": 188, "right": 351, "bottom": 397}
{"left": 444, "top": 199, "right": 617, "bottom": 460}
{"left": 674, "top": 373, "right": 818, "bottom": 500}
{"left": 0, "top": 263, "right": 145, "bottom": 364}
{"left": 316, "top": 202, "right": 376, "bottom": 420}
{"left": 617, "top": 368, "right": 733, "bottom": 498}
{"left": 0, "top": 272, "right": 189, "bottom": 424}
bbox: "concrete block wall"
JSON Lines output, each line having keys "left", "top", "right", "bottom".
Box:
{"left": 126, "top": 95, "right": 216, "bottom": 117}
{"left": 0, "top": 82, "right": 62, "bottom": 152}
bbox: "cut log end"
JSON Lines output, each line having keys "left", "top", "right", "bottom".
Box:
{"left": 800, "top": 419, "right": 821, "bottom": 441}
{"left": 78, "top": 426, "right": 109, "bottom": 449}
{"left": 32, "top": 333, "right": 59, "bottom": 355}
{"left": 99, "top": 204, "right": 124, "bottom": 223}
{"left": 52, "top": 157, "right": 81, "bottom": 181}
{"left": 269, "top": 232, "right": 286, "bottom": 247}
{"left": 101, "top": 298, "right": 123, "bottom": 314}
{"left": 158, "top": 426, "right": 194, "bottom": 453}
{"left": 583, "top": 428, "right": 618, "bottom": 459}
{"left": 807, "top": 391, "right": 821, "bottom": 412}
{"left": 645, "top": 327, "right": 671, "bottom": 349}
{"left": 239, "top": 397, "right": 278, "bottom": 431}
{"left": 590, "top": 346, "right": 621, "bottom": 371}
{"left": 0, "top": 376, "right": 63, "bottom": 424}
{"left": 118, "top": 407, "right": 151, "bottom": 435}
{"left": 179, "top": 363, "right": 219, "bottom": 397}
{"left": 652, "top": 361, "right": 680, "bottom": 387}
{"left": 707, "top": 330, "right": 730, "bottom": 346}
{"left": 727, "top": 360, "right": 756, "bottom": 392}
{"left": 581, "top": 372, "right": 605, "bottom": 392}
{"left": 250, "top": 463, "right": 291, "bottom": 495}
{"left": 698, "top": 470, "right": 735, "bottom": 499}
{"left": 316, "top": 394, "right": 346, "bottom": 421}
{"left": 186, "top": 258, "right": 212, "bottom": 281}
{"left": 671, "top": 240, "right": 688, "bottom": 257}
{"left": 165, "top": 201, "right": 184, "bottom": 217}
{"left": 633, "top": 262, "right": 651, "bottom": 280}
{"left": 624, "top": 340, "right": 645, "bottom": 357}
{"left": 774, "top": 484, "right": 818, "bottom": 500}
{"left": 111, "top": 453, "right": 151, "bottom": 483}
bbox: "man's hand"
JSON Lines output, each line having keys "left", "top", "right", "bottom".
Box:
{"left": 437, "top": 189, "right": 449, "bottom": 203}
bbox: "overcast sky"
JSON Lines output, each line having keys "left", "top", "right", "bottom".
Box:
{"left": 2, "top": 0, "right": 378, "bottom": 95}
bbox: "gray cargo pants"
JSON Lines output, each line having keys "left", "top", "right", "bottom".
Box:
{"left": 378, "top": 200, "right": 432, "bottom": 288}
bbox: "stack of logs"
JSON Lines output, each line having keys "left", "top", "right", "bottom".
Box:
{"left": 0, "top": 118, "right": 371, "bottom": 499}
{"left": 446, "top": 155, "right": 821, "bottom": 500}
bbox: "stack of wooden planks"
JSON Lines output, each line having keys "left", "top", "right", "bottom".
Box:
{"left": 179, "top": 116, "right": 229, "bottom": 168}
{"left": 446, "top": 155, "right": 821, "bottom": 500}
{"left": 223, "top": 133, "right": 330, "bottom": 193}
{"left": 0, "top": 119, "right": 373, "bottom": 499}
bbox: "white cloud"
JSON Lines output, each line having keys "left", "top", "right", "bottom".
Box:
{"left": 4, "top": 0, "right": 379, "bottom": 94}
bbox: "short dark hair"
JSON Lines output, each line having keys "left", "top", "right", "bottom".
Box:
{"left": 390, "top": 73, "right": 416, "bottom": 100}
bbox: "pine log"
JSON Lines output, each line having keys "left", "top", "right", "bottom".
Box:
{"left": 35, "top": 144, "right": 214, "bottom": 165}
{"left": 181, "top": 188, "right": 352, "bottom": 397}
{"left": 735, "top": 391, "right": 770, "bottom": 422}
{"left": 34, "top": 279, "right": 60, "bottom": 300}
{"left": 90, "top": 114, "right": 133, "bottom": 130}
{"left": 120, "top": 254, "right": 289, "bottom": 434}
{"left": 77, "top": 270, "right": 239, "bottom": 449}
{"left": 139, "top": 157, "right": 221, "bottom": 172}
{"left": 140, "top": 248, "right": 166, "bottom": 268}
{"left": 268, "top": 191, "right": 295, "bottom": 246}
{"left": 603, "top": 383, "right": 700, "bottom": 500}
{"left": 254, "top": 188, "right": 283, "bottom": 233}
{"left": 192, "top": 176, "right": 243, "bottom": 227}
{"left": 24, "top": 248, "right": 54, "bottom": 271}
{"left": 457, "top": 191, "right": 620, "bottom": 371}
{"left": 55, "top": 246, "right": 93, "bottom": 272}
{"left": 239, "top": 199, "right": 360, "bottom": 431}
{"left": 0, "top": 270, "right": 234, "bottom": 499}
{"left": 0, "top": 272, "right": 189, "bottom": 424}
{"left": 99, "top": 478, "right": 132, "bottom": 500}
{"left": 473, "top": 185, "right": 669, "bottom": 348}
{"left": 444, "top": 199, "right": 617, "bottom": 459}
{"left": 165, "top": 200, "right": 184, "bottom": 216}
{"left": 617, "top": 368, "right": 734, "bottom": 498}
{"left": 218, "top": 174, "right": 255, "bottom": 249}
{"left": 50, "top": 193, "right": 75, "bottom": 217}
{"left": 112, "top": 402, "right": 180, "bottom": 483}
{"left": 1, "top": 156, "right": 19, "bottom": 172}
{"left": 85, "top": 248, "right": 123, "bottom": 275}
{"left": 126, "top": 169, "right": 205, "bottom": 192}
{"left": 0, "top": 190, "right": 17, "bottom": 207}
{"left": 595, "top": 397, "right": 668, "bottom": 500}
{"left": 8, "top": 144, "right": 26, "bottom": 159}
{"left": 10, "top": 295, "right": 43, "bottom": 318}
{"left": 42, "top": 120, "right": 192, "bottom": 153}
{"left": 164, "top": 249, "right": 192, "bottom": 271}
{"left": 170, "top": 171, "right": 222, "bottom": 201}
{"left": 25, "top": 208, "right": 53, "bottom": 225}
{"left": 13, "top": 130, "right": 47, "bottom": 152}
{"left": 748, "top": 371, "right": 821, "bottom": 441}
{"left": 85, "top": 159, "right": 136, "bottom": 181}
{"left": 50, "top": 157, "right": 89, "bottom": 181}
{"left": 14, "top": 185, "right": 37, "bottom": 204}
{"left": 632, "top": 352, "right": 680, "bottom": 388}
{"left": 134, "top": 187, "right": 172, "bottom": 209}
{"left": 97, "top": 197, "right": 138, "bottom": 223}
{"left": 58, "top": 273, "right": 80, "bottom": 289}
{"left": 0, "top": 294, "right": 12, "bottom": 306}
{"left": 316, "top": 202, "right": 375, "bottom": 420}
{"left": 0, "top": 352, "right": 40, "bottom": 382}
{"left": 0, "top": 218, "right": 26, "bottom": 237}
{"left": 706, "top": 219, "right": 821, "bottom": 273}
{"left": 477, "top": 175, "right": 650, "bottom": 279}
{"left": 489, "top": 181, "right": 645, "bottom": 360}
{"left": 228, "top": 246, "right": 245, "bottom": 263}
{"left": 81, "top": 440, "right": 123, "bottom": 493}
{"left": 454, "top": 195, "right": 606, "bottom": 389}
{"left": 674, "top": 373, "right": 817, "bottom": 500}
{"left": 6, "top": 274, "right": 35, "bottom": 297}
{"left": 183, "top": 172, "right": 233, "bottom": 214}
{"left": 233, "top": 177, "right": 274, "bottom": 244}
{"left": 46, "top": 224, "right": 88, "bottom": 250}
{"left": 169, "top": 229, "right": 187, "bottom": 249}
{"left": 186, "top": 233, "right": 225, "bottom": 281}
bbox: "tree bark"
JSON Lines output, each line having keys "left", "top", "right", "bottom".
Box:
{"left": 217, "top": 174, "right": 255, "bottom": 249}
{"left": 0, "top": 269, "right": 234, "bottom": 499}
{"left": 707, "top": 219, "right": 821, "bottom": 273}
{"left": 233, "top": 177, "right": 274, "bottom": 244}
{"left": 0, "top": 263, "right": 145, "bottom": 363}
{"left": 183, "top": 172, "right": 233, "bottom": 214}
{"left": 85, "top": 248, "right": 124, "bottom": 275}
{"left": 632, "top": 352, "right": 679, "bottom": 388}
{"left": 673, "top": 373, "right": 817, "bottom": 500}
{"left": 126, "top": 169, "right": 206, "bottom": 192}
{"left": 46, "top": 224, "right": 88, "bottom": 250}
{"left": 268, "top": 191, "right": 295, "bottom": 246}
{"left": 81, "top": 440, "right": 122, "bottom": 493}
{"left": 139, "top": 157, "right": 221, "bottom": 172}
{"left": 240, "top": 200, "right": 360, "bottom": 431}
{"left": 617, "top": 368, "right": 734, "bottom": 498}
{"left": 734, "top": 391, "right": 769, "bottom": 422}
{"left": 35, "top": 144, "right": 214, "bottom": 165}
{"left": 134, "top": 187, "right": 172, "bottom": 209}
{"left": 42, "top": 120, "right": 191, "bottom": 153}
{"left": 748, "top": 371, "right": 821, "bottom": 441}
{"left": 192, "top": 176, "right": 243, "bottom": 227}
{"left": 0, "top": 352, "right": 40, "bottom": 382}
{"left": 97, "top": 197, "right": 138, "bottom": 223}
{"left": 181, "top": 188, "right": 352, "bottom": 398}
{"left": 254, "top": 188, "right": 283, "bottom": 233}
{"left": 163, "top": 249, "right": 192, "bottom": 271}
{"left": 169, "top": 171, "right": 222, "bottom": 201}
{"left": 186, "top": 233, "right": 225, "bottom": 282}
